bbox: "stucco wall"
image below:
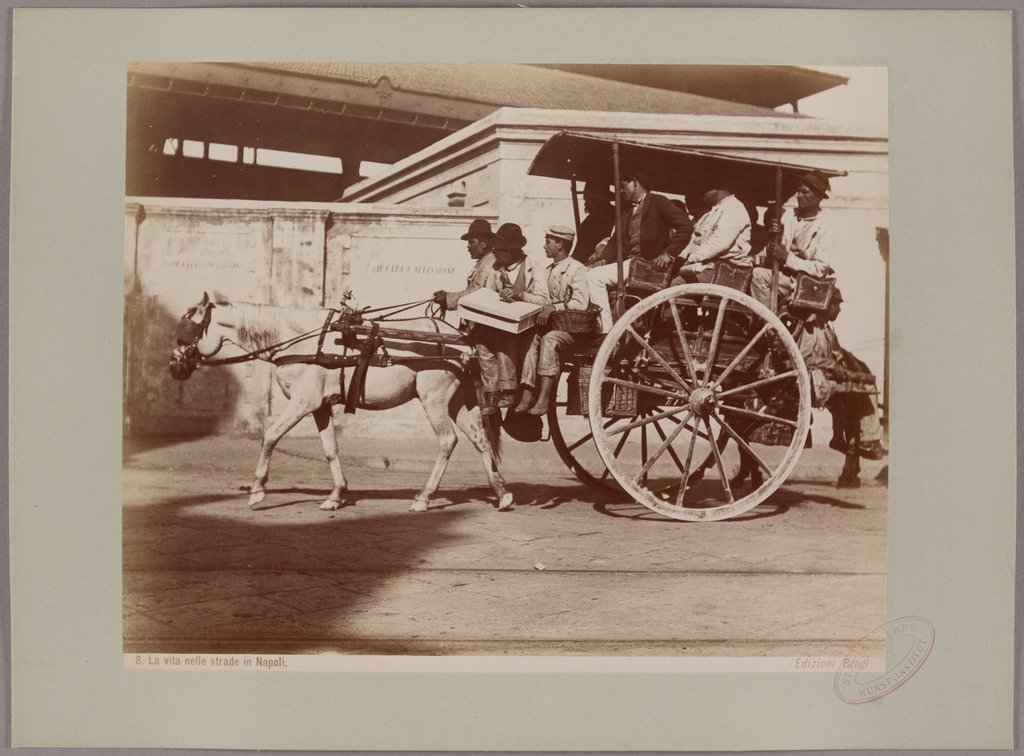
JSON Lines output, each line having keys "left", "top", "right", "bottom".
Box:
{"left": 124, "top": 199, "right": 496, "bottom": 438}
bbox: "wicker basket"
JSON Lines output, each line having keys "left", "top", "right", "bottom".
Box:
{"left": 626, "top": 257, "right": 671, "bottom": 294}
{"left": 791, "top": 273, "right": 837, "bottom": 312}
{"left": 711, "top": 261, "right": 754, "bottom": 292}
{"left": 568, "top": 365, "right": 590, "bottom": 416}
{"left": 550, "top": 304, "right": 600, "bottom": 334}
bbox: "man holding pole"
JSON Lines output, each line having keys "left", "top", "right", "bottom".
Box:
{"left": 585, "top": 170, "right": 692, "bottom": 332}
{"left": 750, "top": 171, "right": 836, "bottom": 308}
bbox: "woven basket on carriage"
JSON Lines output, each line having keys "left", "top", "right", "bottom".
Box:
{"left": 567, "top": 365, "right": 588, "bottom": 416}
{"left": 791, "top": 273, "right": 838, "bottom": 312}
{"left": 550, "top": 303, "right": 600, "bottom": 334}
{"left": 710, "top": 261, "right": 754, "bottom": 293}
{"left": 572, "top": 363, "right": 637, "bottom": 417}
{"left": 625, "top": 257, "right": 672, "bottom": 294}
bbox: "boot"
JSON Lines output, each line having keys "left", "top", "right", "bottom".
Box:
{"left": 527, "top": 375, "right": 556, "bottom": 416}
{"left": 513, "top": 385, "right": 535, "bottom": 413}
{"left": 837, "top": 452, "right": 861, "bottom": 488}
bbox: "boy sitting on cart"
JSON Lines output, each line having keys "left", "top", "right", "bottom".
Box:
{"left": 512, "top": 225, "right": 592, "bottom": 415}
{"left": 470, "top": 222, "right": 549, "bottom": 410}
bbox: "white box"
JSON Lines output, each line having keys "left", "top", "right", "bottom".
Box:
{"left": 457, "top": 288, "right": 543, "bottom": 334}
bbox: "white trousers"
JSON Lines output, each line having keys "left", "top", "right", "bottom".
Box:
{"left": 586, "top": 260, "right": 631, "bottom": 332}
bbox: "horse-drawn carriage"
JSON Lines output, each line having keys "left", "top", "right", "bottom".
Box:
{"left": 170, "top": 132, "right": 878, "bottom": 521}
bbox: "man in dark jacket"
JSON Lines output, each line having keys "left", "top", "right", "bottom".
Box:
{"left": 586, "top": 170, "right": 693, "bottom": 331}
{"left": 571, "top": 183, "right": 616, "bottom": 264}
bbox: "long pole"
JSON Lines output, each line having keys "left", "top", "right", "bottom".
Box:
{"left": 570, "top": 177, "right": 582, "bottom": 235}
{"left": 769, "top": 165, "right": 782, "bottom": 314}
{"left": 612, "top": 142, "right": 624, "bottom": 319}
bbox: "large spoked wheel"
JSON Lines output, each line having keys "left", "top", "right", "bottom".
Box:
{"left": 588, "top": 283, "right": 812, "bottom": 522}
{"left": 547, "top": 369, "right": 622, "bottom": 495}
{"left": 547, "top": 368, "right": 675, "bottom": 497}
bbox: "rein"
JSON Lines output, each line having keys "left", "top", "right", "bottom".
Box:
{"left": 170, "top": 298, "right": 460, "bottom": 382}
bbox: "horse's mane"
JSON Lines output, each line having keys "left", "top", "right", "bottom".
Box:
{"left": 224, "top": 303, "right": 324, "bottom": 352}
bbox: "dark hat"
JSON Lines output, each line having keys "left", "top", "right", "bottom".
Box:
{"left": 491, "top": 222, "right": 527, "bottom": 250}
{"left": 582, "top": 182, "right": 612, "bottom": 200}
{"left": 621, "top": 169, "right": 649, "bottom": 188}
{"left": 460, "top": 218, "right": 494, "bottom": 241}
{"left": 798, "top": 171, "right": 831, "bottom": 198}
{"left": 545, "top": 224, "right": 576, "bottom": 243}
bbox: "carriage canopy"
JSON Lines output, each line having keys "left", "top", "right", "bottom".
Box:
{"left": 527, "top": 131, "right": 847, "bottom": 205}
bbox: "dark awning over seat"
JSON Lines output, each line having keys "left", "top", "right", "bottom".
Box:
{"left": 528, "top": 131, "right": 847, "bottom": 205}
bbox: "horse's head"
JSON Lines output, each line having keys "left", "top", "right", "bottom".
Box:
{"left": 168, "top": 291, "right": 231, "bottom": 380}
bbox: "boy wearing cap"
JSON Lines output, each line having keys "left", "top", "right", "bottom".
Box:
{"left": 432, "top": 218, "right": 496, "bottom": 309}
{"left": 751, "top": 171, "right": 836, "bottom": 308}
{"left": 472, "top": 223, "right": 547, "bottom": 408}
{"left": 515, "top": 225, "right": 590, "bottom": 414}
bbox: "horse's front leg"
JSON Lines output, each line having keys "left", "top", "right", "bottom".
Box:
{"left": 311, "top": 405, "right": 347, "bottom": 510}
{"left": 410, "top": 414, "right": 456, "bottom": 513}
{"left": 249, "top": 393, "right": 320, "bottom": 508}
{"left": 454, "top": 402, "right": 513, "bottom": 511}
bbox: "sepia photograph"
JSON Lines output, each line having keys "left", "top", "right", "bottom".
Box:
{"left": 123, "top": 62, "right": 890, "bottom": 662}
{"left": 8, "top": 6, "right": 1017, "bottom": 750}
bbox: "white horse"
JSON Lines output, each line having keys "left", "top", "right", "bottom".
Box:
{"left": 171, "top": 292, "right": 512, "bottom": 512}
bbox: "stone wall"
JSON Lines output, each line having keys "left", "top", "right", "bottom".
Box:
{"left": 124, "top": 199, "right": 496, "bottom": 438}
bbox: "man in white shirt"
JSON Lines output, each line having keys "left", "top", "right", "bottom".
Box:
{"left": 673, "top": 188, "right": 752, "bottom": 284}
{"left": 751, "top": 171, "right": 836, "bottom": 308}
{"left": 514, "top": 225, "right": 590, "bottom": 414}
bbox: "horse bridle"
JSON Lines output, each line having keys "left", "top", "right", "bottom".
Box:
{"left": 169, "top": 301, "right": 334, "bottom": 381}
{"left": 169, "top": 303, "right": 214, "bottom": 381}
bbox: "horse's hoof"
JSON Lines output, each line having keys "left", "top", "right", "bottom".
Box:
{"left": 248, "top": 491, "right": 266, "bottom": 508}
{"left": 410, "top": 499, "right": 429, "bottom": 513}
{"left": 497, "top": 492, "right": 514, "bottom": 511}
{"left": 320, "top": 499, "right": 342, "bottom": 511}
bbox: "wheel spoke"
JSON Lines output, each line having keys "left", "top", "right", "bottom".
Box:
{"left": 565, "top": 417, "right": 618, "bottom": 453}
{"left": 675, "top": 419, "right": 701, "bottom": 508}
{"left": 651, "top": 419, "right": 689, "bottom": 476}
{"left": 606, "top": 405, "right": 690, "bottom": 436}
{"left": 711, "top": 324, "right": 772, "bottom": 389}
{"left": 716, "top": 369, "right": 799, "bottom": 400}
{"left": 624, "top": 326, "right": 692, "bottom": 391}
{"left": 641, "top": 423, "right": 649, "bottom": 486}
{"left": 602, "top": 376, "right": 686, "bottom": 402}
{"left": 712, "top": 411, "right": 775, "bottom": 478}
{"left": 601, "top": 421, "right": 636, "bottom": 481}
{"left": 633, "top": 409, "right": 694, "bottom": 483}
{"left": 705, "top": 417, "right": 734, "bottom": 502}
{"left": 702, "top": 296, "right": 728, "bottom": 387}
{"left": 718, "top": 402, "right": 799, "bottom": 428}
{"left": 668, "top": 300, "right": 701, "bottom": 387}
{"left": 661, "top": 412, "right": 716, "bottom": 443}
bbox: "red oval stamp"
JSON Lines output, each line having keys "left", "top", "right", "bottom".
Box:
{"left": 834, "top": 616, "right": 935, "bottom": 704}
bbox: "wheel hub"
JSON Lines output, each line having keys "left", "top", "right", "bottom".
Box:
{"left": 688, "top": 386, "right": 717, "bottom": 418}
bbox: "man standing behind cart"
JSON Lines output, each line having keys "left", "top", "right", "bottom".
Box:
{"left": 586, "top": 170, "right": 693, "bottom": 332}
{"left": 514, "top": 225, "right": 590, "bottom": 415}
{"left": 571, "top": 183, "right": 616, "bottom": 264}
{"left": 671, "top": 187, "right": 752, "bottom": 284}
{"left": 750, "top": 171, "right": 835, "bottom": 307}
{"left": 433, "top": 218, "right": 496, "bottom": 310}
